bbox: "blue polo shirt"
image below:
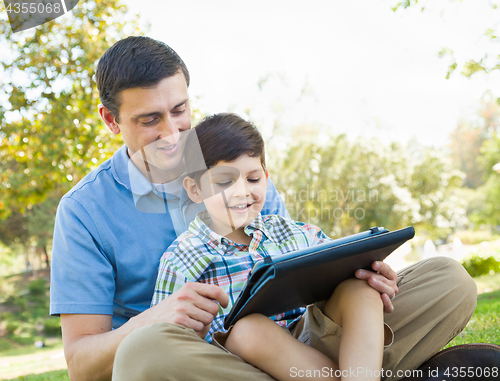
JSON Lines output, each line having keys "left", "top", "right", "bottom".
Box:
{"left": 49, "top": 145, "right": 288, "bottom": 328}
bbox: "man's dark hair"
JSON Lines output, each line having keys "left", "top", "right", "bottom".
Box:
{"left": 95, "top": 36, "right": 190, "bottom": 121}
{"left": 187, "top": 113, "right": 266, "bottom": 185}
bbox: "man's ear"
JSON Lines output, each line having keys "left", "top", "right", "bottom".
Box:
{"left": 99, "top": 104, "right": 120, "bottom": 135}
{"left": 183, "top": 176, "right": 203, "bottom": 203}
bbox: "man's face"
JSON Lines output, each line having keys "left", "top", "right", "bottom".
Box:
{"left": 108, "top": 71, "right": 191, "bottom": 180}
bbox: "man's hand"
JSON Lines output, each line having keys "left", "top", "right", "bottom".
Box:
{"left": 61, "top": 283, "right": 228, "bottom": 380}
{"left": 141, "top": 282, "right": 229, "bottom": 338}
{"left": 355, "top": 261, "right": 398, "bottom": 313}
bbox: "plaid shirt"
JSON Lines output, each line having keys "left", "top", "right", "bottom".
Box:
{"left": 152, "top": 212, "right": 332, "bottom": 342}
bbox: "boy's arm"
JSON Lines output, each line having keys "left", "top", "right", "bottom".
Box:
{"left": 61, "top": 282, "right": 228, "bottom": 381}
{"left": 355, "top": 261, "right": 398, "bottom": 313}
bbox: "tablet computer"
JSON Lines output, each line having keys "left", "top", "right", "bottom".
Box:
{"left": 224, "top": 226, "right": 415, "bottom": 329}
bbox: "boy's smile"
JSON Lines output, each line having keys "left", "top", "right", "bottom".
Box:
{"left": 189, "top": 154, "right": 268, "bottom": 242}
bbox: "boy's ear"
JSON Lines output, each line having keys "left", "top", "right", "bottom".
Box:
{"left": 184, "top": 176, "right": 203, "bottom": 203}
{"left": 99, "top": 104, "right": 121, "bottom": 135}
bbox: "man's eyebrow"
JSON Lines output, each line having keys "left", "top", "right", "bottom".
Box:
{"left": 133, "top": 111, "right": 162, "bottom": 120}
{"left": 173, "top": 99, "right": 189, "bottom": 109}
{"left": 133, "top": 99, "right": 188, "bottom": 120}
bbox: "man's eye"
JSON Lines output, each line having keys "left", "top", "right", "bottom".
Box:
{"left": 141, "top": 118, "right": 158, "bottom": 126}
{"left": 172, "top": 108, "right": 185, "bottom": 115}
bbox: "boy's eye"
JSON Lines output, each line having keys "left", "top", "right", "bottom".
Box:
{"left": 248, "top": 178, "right": 261, "bottom": 183}
{"left": 216, "top": 181, "right": 233, "bottom": 187}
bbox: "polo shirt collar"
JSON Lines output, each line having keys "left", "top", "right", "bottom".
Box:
{"left": 111, "top": 145, "right": 132, "bottom": 190}
{"left": 111, "top": 145, "right": 192, "bottom": 203}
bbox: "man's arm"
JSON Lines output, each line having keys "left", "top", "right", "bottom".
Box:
{"left": 62, "top": 283, "right": 228, "bottom": 381}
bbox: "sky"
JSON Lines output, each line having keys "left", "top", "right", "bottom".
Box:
{"left": 105, "top": 1, "right": 497, "bottom": 146}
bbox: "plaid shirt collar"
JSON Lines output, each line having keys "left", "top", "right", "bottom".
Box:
{"left": 189, "top": 212, "right": 272, "bottom": 256}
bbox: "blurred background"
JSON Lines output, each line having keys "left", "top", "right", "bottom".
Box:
{"left": 0, "top": 0, "right": 499, "bottom": 379}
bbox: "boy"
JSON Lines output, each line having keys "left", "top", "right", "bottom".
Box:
{"left": 152, "top": 113, "right": 392, "bottom": 380}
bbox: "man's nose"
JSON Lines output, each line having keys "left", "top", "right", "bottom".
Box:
{"left": 158, "top": 116, "right": 179, "bottom": 142}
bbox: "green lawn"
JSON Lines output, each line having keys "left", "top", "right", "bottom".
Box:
{"left": 4, "top": 369, "right": 70, "bottom": 381}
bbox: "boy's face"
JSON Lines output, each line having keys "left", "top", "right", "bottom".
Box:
{"left": 100, "top": 71, "right": 191, "bottom": 181}
{"left": 190, "top": 154, "right": 268, "bottom": 237}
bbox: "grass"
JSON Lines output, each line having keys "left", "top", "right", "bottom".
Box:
{"left": 446, "top": 288, "right": 500, "bottom": 347}
{"left": 3, "top": 369, "right": 69, "bottom": 381}
{"left": 0, "top": 340, "right": 63, "bottom": 358}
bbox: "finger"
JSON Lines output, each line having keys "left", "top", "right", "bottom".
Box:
{"left": 367, "top": 276, "right": 395, "bottom": 297}
{"left": 381, "top": 293, "right": 394, "bottom": 314}
{"left": 372, "top": 261, "right": 398, "bottom": 281}
{"left": 354, "top": 268, "right": 373, "bottom": 280}
{"left": 188, "top": 283, "right": 230, "bottom": 308}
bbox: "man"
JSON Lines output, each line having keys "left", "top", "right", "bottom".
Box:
{"left": 50, "top": 36, "right": 494, "bottom": 381}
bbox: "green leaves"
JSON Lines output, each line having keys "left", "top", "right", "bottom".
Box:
{"left": 0, "top": 1, "right": 143, "bottom": 255}
{"left": 270, "top": 130, "right": 463, "bottom": 239}
{"left": 0, "top": 0, "right": 142, "bottom": 220}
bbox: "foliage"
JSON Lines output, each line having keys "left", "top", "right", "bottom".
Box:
{"left": 28, "top": 278, "right": 47, "bottom": 297}
{"left": 6, "top": 321, "right": 20, "bottom": 336}
{"left": 271, "top": 129, "right": 466, "bottom": 238}
{"left": 469, "top": 175, "right": 500, "bottom": 227}
{"left": 462, "top": 254, "right": 500, "bottom": 277}
{"left": 43, "top": 318, "right": 62, "bottom": 336}
{"left": 393, "top": 0, "right": 500, "bottom": 91}
{"left": 0, "top": 272, "right": 58, "bottom": 351}
{"left": 451, "top": 229, "right": 499, "bottom": 245}
{"left": 0, "top": 0, "right": 143, "bottom": 220}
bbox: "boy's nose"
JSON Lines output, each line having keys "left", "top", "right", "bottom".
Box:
{"left": 230, "top": 177, "right": 250, "bottom": 198}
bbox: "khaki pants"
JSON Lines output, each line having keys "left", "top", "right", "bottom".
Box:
{"left": 112, "top": 257, "right": 477, "bottom": 381}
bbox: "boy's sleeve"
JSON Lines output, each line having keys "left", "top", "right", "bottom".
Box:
{"left": 151, "top": 248, "right": 188, "bottom": 307}
{"left": 295, "top": 221, "right": 333, "bottom": 246}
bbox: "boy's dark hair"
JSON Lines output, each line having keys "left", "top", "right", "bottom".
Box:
{"left": 95, "top": 36, "right": 190, "bottom": 121}
{"left": 187, "top": 113, "right": 266, "bottom": 185}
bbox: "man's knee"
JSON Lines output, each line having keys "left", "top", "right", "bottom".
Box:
{"left": 429, "top": 256, "right": 476, "bottom": 294}
{"left": 424, "top": 256, "right": 477, "bottom": 313}
{"left": 113, "top": 323, "right": 198, "bottom": 381}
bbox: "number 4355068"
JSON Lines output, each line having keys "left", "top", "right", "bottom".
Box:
{"left": 6, "top": 2, "right": 62, "bottom": 14}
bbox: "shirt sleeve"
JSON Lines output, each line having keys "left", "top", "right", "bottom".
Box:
{"left": 151, "top": 247, "right": 188, "bottom": 307}
{"left": 50, "top": 197, "right": 115, "bottom": 316}
{"left": 261, "top": 177, "right": 290, "bottom": 219}
{"left": 295, "top": 221, "right": 333, "bottom": 246}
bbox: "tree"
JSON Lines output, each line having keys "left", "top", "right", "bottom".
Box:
{"left": 271, "top": 128, "right": 465, "bottom": 239}
{"left": 0, "top": 0, "right": 143, "bottom": 219}
{"left": 393, "top": 0, "right": 500, "bottom": 89}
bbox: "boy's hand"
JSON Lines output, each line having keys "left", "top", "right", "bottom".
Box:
{"left": 354, "top": 261, "right": 398, "bottom": 313}
{"left": 146, "top": 282, "right": 229, "bottom": 339}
